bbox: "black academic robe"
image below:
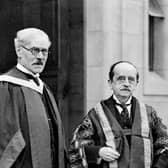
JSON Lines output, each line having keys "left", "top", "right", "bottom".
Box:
{"left": 0, "top": 67, "right": 65, "bottom": 168}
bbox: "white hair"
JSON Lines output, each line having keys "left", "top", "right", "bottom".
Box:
{"left": 14, "top": 28, "right": 51, "bottom": 48}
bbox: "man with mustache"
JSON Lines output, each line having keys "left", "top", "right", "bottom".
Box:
{"left": 0, "top": 28, "right": 66, "bottom": 168}
{"left": 69, "top": 61, "right": 168, "bottom": 168}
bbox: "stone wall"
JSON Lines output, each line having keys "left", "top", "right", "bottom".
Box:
{"left": 85, "top": 0, "right": 168, "bottom": 126}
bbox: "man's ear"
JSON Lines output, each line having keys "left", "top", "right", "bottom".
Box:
{"left": 108, "top": 79, "right": 113, "bottom": 90}
{"left": 15, "top": 47, "right": 22, "bottom": 58}
{"left": 14, "top": 38, "right": 23, "bottom": 58}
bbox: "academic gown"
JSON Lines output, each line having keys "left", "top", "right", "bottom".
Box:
{"left": 0, "top": 67, "right": 65, "bottom": 168}
{"left": 69, "top": 96, "right": 168, "bottom": 168}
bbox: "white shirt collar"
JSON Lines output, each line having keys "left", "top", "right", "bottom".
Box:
{"left": 16, "top": 63, "right": 43, "bottom": 91}
{"left": 16, "top": 63, "right": 40, "bottom": 78}
{"left": 113, "top": 94, "right": 132, "bottom": 115}
{"left": 113, "top": 94, "right": 132, "bottom": 105}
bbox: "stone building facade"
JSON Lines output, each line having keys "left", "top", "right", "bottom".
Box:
{"left": 85, "top": 0, "right": 168, "bottom": 128}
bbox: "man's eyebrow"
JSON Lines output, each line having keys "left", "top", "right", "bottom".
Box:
{"left": 117, "top": 76, "right": 125, "bottom": 79}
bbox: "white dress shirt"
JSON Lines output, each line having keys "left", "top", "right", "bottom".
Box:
{"left": 16, "top": 63, "right": 42, "bottom": 87}
{"left": 16, "top": 63, "right": 40, "bottom": 78}
{"left": 113, "top": 95, "right": 132, "bottom": 117}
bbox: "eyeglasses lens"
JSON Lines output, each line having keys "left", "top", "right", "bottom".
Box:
{"left": 31, "top": 47, "right": 48, "bottom": 56}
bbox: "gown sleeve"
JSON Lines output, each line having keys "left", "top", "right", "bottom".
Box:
{"left": 0, "top": 82, "right": 25, "bottom": 168}
{"left": 69, "top": 112, "right": 102, "bottom": 168}
{"left": 148, "top": 106, "right": 168, "bottom": 168}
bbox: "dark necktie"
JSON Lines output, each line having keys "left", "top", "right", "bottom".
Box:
{"left": 25, "top": 73, "right": 40, "bottom": 86}
{"left": 32, "top": 77, "right": 40, "bottom": 86}
{"left": 120, "top": 103, "right": 130, "bottom": 127}
{"left": 121, "top": 103, "right": 132, "bottom": 128}
{"left": 115, "top": 102, "right": 132, "bottom": 128}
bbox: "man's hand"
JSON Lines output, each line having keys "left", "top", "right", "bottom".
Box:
{"left": 99, "top": 147, "right": 120, "bottom": 162}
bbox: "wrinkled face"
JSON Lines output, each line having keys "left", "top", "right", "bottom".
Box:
{"left": 109, "top": 63, "right": 138, "bottom": 102}
{"left": 17, "top": 37, "right": 50, "bottom": 74}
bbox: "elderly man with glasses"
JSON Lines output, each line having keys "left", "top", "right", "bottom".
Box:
{"left": 0, "top": 28, "right": 66, "bottom": 168}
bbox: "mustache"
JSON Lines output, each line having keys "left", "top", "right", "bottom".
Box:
{"left": 33, "top": 61, "right": 43, "bottom": 65}
{"left": 121, "top": 88, "right": 131, "bottom": 91}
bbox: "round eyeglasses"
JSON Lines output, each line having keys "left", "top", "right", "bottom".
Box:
{"left": 21, "top": 45, "right": 49, "bottom": 57}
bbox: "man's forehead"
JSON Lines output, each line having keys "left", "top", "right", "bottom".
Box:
{"left": 114, "top": 63, "right": 137, "bottom": 75}
{"left": 28, "top": 38, "right": 51, "bottom": 48}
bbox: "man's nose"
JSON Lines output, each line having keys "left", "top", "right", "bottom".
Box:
{"left": 36, "top": 51, "right": 44, "bottom": 59}
{"left": 123, "top": 79, "right": 130, "bottom": 85}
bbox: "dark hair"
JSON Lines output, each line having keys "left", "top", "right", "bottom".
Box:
{"left": 109, "top": 61, "right": 139, "bottom": 83}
